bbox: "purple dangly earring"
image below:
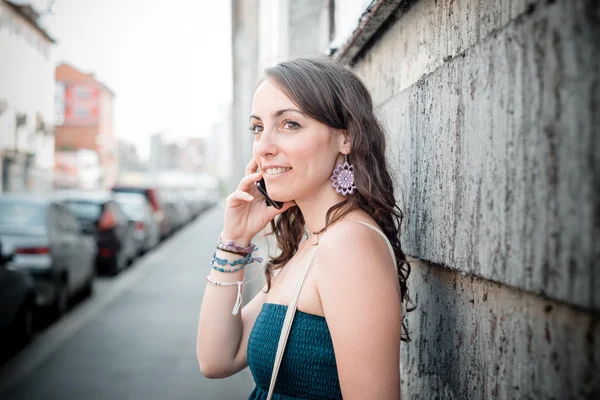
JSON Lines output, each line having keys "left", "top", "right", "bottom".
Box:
{"left": 330, "top": 154, "right": 356, "bottom": 196}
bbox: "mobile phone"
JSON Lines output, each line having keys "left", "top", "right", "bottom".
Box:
{"left": 256, "top": 178, "right": 284, "bottom": 209}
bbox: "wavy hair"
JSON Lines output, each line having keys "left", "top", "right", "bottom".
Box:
{"left": 262, "top": 57, "right": 414, "bottom": 341}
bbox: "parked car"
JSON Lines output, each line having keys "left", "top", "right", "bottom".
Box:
{"left": 112, "top": 192, "right": 160, "bottom": 255}
{"left": 60, "top": 191, "right": 136, "bottom": 275}
{"left": 0, "top": 240, "right": 35, "bottom": 355}
{"left": 180, "top": 187, "right": 203, "bottom": 218}
{"left": 160, "top": 188, "right": 192, "bottom": 231}
{"left": 0, "top": 195, "right": 96, "bottom": 319}
{"left": 111, "top": 185, "right": 172, "bottom": 239}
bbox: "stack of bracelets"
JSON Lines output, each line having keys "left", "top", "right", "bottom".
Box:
{"left": 206, "top": 237, "right": 264, "bottom": 316}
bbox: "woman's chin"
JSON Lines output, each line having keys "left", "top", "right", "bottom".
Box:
{"left": 268, "top": 191, "right": 292, "bottom": 203}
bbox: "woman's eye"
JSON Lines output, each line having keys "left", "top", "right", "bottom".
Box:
{"left": 283, "top": 120, "right": 301, "bottom": 130}
{"left": 248, "top": 125, "right": 263, "bottom": 134}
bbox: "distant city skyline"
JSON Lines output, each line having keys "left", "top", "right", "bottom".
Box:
{"left": 36, "top": 0, "right": 232, "bottom": 160}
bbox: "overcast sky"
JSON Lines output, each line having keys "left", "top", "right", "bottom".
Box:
{"left": 31, "top": 0, "right": 232, "bottom": 160}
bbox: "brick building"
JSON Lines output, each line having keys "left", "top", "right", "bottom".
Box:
{"left": 54, "top": 63, "right": 116, "bottom": 189}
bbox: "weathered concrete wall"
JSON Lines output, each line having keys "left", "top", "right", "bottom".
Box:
{"left": 404, "top": 257, "right": 599, "bottom": 399}
{"left": 356, "top": 0, "right": 599, "bottom": 312}
{"left": 349, "top": 0, "right": 599, "bottom": 398}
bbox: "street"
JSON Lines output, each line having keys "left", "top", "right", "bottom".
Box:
{"left": 0, "top": 205, "right": 256, "bottom": 400}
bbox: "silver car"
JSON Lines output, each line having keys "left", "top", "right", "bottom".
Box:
{"left": 0, "top": 195, "right": 96, "bottom": 319}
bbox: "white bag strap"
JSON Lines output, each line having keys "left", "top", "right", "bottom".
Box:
{"left": 351, "top": 220, "right": 397, "bottom": 274}
{"left": 267, "top": 245, "right": 319, "bottom": 400}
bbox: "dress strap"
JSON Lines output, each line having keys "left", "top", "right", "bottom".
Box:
{"left": 351, "top": 220, "right": 398, "bottom": 274}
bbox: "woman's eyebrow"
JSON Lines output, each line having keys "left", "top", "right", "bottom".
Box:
{"left": 273, "top": 108, "right": 306, "bottom": 117}
{"left": 249, "top": 108, "right": 306, "bottom": 121}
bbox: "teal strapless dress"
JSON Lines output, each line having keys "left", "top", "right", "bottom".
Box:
{"left": 247, "top": 303, "right": 342, "bottom": 399}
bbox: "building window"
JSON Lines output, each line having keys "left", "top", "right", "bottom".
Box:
{"left": 75, "top": 86, "right": 90, "bottom": 99}
{"left": 75, "top": 107, "right": 89, "bottom": 118}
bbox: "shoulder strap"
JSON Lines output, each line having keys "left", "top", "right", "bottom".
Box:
{"left": 267, "top": 245, "right": 319, "bottom": 400}
{"left": 351, "top": 220, "right": 398, "bottom": 274}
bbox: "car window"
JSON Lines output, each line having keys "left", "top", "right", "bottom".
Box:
{"left": 64, "top": 200, "right": 103, "bottom": 220}
{"left": 0, "top": 199, "right": 47, "bottom": 229}
{"left": 113, "top": 193, "right": 147, "bottom": 220}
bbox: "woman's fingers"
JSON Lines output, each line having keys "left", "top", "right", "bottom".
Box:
{"left": 237, "top": 172, "right": 263, "bottom": 192}
{"left": 227, "top": 190, "right": 255, "bottom": 205}
{"left": 245, "top": 158, "right": 259, "bottom": 177}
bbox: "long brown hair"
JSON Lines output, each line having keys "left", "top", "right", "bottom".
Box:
{"left": 262, "top": 57, "right": 414, "bottom": 341}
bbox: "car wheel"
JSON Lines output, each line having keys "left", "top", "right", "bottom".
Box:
{"left": 82, "top": 276, "right": 94, "bottom": 298}
{"left": 107, "top": 258, "right": 119, "bottom": 276}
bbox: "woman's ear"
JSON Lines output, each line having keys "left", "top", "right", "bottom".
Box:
{"left": 338, "top": 129, "right": 352, "bottom": 154}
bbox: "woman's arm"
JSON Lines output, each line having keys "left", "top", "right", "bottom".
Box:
{"left": 196, "top": 158, "right": 295, "bottom": 378}
{"left": 317, "top": 221, "right": 402, "bottom": 399}
{"left": 196, "top": 235, "right": 268, "bottom": 379}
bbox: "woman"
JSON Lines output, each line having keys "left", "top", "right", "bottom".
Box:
{"left": 197, "top": 57, "right": 411, "bottom": 399}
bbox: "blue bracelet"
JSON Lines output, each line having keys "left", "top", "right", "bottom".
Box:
{"left": 212, "top": 252, "right": 255, "bottom": 266}
{"left": 212, "top": 263, "right": 247, "bottom": 273}
{"left": 210, "top": 252, "right": 264, "bottom": 273}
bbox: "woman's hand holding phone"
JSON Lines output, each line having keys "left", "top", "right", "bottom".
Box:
{"left": 222, "top": 158, "right": 296, "bottom": 244}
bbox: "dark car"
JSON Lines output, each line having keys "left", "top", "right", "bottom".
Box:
{"left": 0, "top": 195, "right": 96, "bottom": 319}
{"left": 60, "top": 191, "right": 136, "bottom": 275}
{"left": 0, "top": 241, "right": 35, "bottom": 356}
{"left": 111, "top": 185, "right": 172, "bottom": 239}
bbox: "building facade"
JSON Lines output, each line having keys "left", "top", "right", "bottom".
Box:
{"left": 115, "top": 139, "right": 146, "bottom": 186}
{"left": 54, "top": 63, "right": 116, "bottom": 189}
{"left": 148, "top": 132, "right": 207, "bottom": 188}
{"left": 231, "top": 0, "right": 600, "bottom": 398}
{"left": 0, "top": 0, "right": 55, "bottom": 193}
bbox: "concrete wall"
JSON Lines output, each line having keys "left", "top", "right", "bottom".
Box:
{"left": 348, "top": 0, "right": 599, "bottom": 398}
{"left": 231, "top": 0, "right": 260, "bottom": 187}
{"left": 404, "top": 257, "right": 599, "bottom": 399}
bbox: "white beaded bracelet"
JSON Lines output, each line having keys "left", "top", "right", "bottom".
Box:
{"left": 205, "top": 276, "right": 245, "bottom": 316}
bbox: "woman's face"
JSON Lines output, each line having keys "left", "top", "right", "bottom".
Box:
{"left": 250, "top": 79, "right": 345, "bottom": 202}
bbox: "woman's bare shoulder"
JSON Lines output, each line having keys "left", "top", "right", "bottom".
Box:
{"left": 318, "top": 213, "right": 384, "bottom": 252}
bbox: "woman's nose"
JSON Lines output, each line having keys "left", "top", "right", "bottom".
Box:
{"left": 254, "top": 129, "right": 278, "bottom": 157}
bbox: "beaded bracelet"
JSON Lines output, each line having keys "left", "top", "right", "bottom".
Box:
{"left": 212, "top": 263, "right": 247, "bottom": 274}
{"left": 212, "top": 252, "right": 254, "bottom": 267}
{"left": 216, "top": 238, "right": 257, "bottom": 255}
{"left": 205, "top": 276, "right": 245, "bottom": 315}
{"left": 210, "top": 252, "right": 264, "bottom": 273}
